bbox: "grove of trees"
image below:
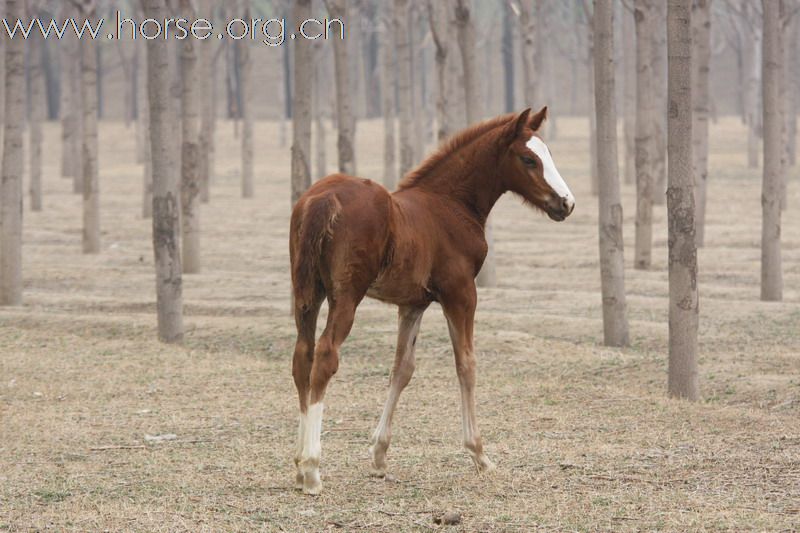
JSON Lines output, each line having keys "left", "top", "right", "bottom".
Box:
{"left": 0, "top": 0, "right": 797, "bottom": 401}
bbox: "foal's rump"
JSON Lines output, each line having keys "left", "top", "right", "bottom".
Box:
{"left": 290, "top": 174, "right": 394, "bottom": 306}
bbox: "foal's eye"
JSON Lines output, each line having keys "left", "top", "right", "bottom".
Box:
{"left": 521, "top": 156, "right": 537, "bottom": 168}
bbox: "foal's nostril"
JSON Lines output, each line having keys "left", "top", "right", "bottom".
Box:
{"left": 560, "top": 197, "right": 574, "bottom": 215}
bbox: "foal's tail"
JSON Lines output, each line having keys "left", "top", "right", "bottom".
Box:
{"left": 290, "top": 193, "right": 341, "bottom": 308}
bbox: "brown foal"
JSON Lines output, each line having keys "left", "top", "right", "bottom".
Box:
{"left": 289, "top": 107, "right": 575, "bottom": 494}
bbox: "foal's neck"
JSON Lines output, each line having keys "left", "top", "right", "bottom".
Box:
{"left": 405, "top": 142, "right": 505, "bottom": 226}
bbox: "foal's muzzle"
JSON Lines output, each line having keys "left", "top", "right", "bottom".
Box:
{"left": 545, "top": 194, "right": 575, "bottom": 221}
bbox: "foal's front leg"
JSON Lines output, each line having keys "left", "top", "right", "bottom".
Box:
{"left": 369, "top": 305, "right": 427, "bottom": 476}
{"left": 442, "top": 285, "right": 496, "bottom": 473}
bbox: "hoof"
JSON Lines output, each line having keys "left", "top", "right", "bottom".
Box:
{"left": 369, "top": 467, "right": 386, "bottom": 478}
{"left": 302, "top": 470, "right": 322, "bottom": 495}
{"left": 473, "top": 455, "right": 496, "bottom": 474}
{"left": 294, "top": 471, "right": 304, "bottom": 491}
{"left": 368, "top": 444, "right": 388, "bottom": 477}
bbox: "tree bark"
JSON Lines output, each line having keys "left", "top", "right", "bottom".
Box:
{"left": 454, "top": 0, "right": 496, "bottom": 288}
{"left": 238, "top": 1, "right": 253, "bottom": 198}
{"left": 72, "top": 26, "right": 84, "bottom": 195}
{"left": 394, "top": 0, "right": 414, "bottom": 176}
{"left": 519, "top": 0, "right": 540, "bottom": 108}
{"left": 634, "top": 0, "right": 656, "bottom": 270}
{"left": 313, "top": 43, "right": 327, "bottom": 179}
{"left": 594, "top": 0, "right": 630, "bottom": 347}
{"left": 622, "top": 1, "right": 636, "bottom": 185}
{"left": 139, "top": 33, "right": 152, "bottom": 219}
{"left": 667, "top": 0, "right": 699, "bottom": 401}
{"left": 381, "top": 11, "right": 397, "bottom": 188}
{"left": 80, "top": 0, "right": 100, "bottom": 254}
{"left": 144, "top": 0, "right": 183, "bottom": 344}
{"left": 180, "top": 0, "right": 201, "bottom": 273}
{"left": 502, "top": 1, "right": 514, "bottom": 112}
{"left": 197, "top": 0, "right": 213, "bottom": 204}
{"left": 582, "top": 1, "right": 598, "bottom": 196}
{"left": 652, "top": 0, "right": 668, "bottom": 206}
{"left": 326, "top": 0, "right": 357, "bottom": 175}
{"left": 28, "top": 11, "right": 45, "bottom": 212}
{"left": 428, "top": 0, "right": 451, "bottom": 142}
{"left": 1, "top": 0, "right": 24, "bottom": 305}
{"left": 691, "top": 0, "right": 712, "bottom": 247}
{"left": 291, "top": 0, "right": 313, "bottom": 205}
{"left": 761, "top": 0, "right": 783, "bottom": 302}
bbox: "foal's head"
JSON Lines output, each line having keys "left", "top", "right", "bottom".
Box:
{"left": 498, "top": 108, "right": 575, "bottom": 221}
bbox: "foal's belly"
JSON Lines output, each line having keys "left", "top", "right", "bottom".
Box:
{"left": 366, "top": 272, "right": 433, "bottom": 307}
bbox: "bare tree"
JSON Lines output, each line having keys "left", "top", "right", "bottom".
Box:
{"left": 291, "top": 0, "right": 312, "bottom": 205}
{"left": 144, "top": 0, "right": 183, "bottom": 343}
{"left": 381, "top": 11, "right": 396, "bottom": 188}
{"left": 692, "top": 0, "right": 712, "bottom": 247}
{"left": 180, "top": 0, "right": 201, "bottom": 273}
{"left": 454, "top": 0, "right": 496, "bottom": 288}
{"left": 580, "top": 0, "right": 599, "bottom": 196}
{"left": 59, "top": 2, "right": 75, "bottom": 182}
{"left": 667, "top": 0, "right": 699, "bottom": 401}
{"left": 622, "top": 1, "right": 636, "bottom": 185}
{"left": 761, "top": 0, "right": 783, "bottom": 301}
{"left": 1, "top": 0, "right": 24, "bottom": 305}
{"left": 313, "top": 41, "right": 327, "bottom": 179}
{"left": 326, "top": 0, "right": 357, "bottom": 175}
{"left": 75, "top": 0, "right": 100, "bottom": 254}
{"left": 28, "top": 0, "right": 45, "bottom": 212}
{"left": 594, "top": 0, "right": 630, "bottom": 347}
{"left": 139, "top": 31, "right": 152, "bottom": 218}
{"left": 238, "top": 1, "right": 253, "bottom": 198}
{"left": 652, "top": 0, "right": 668, "bottom": 206}
{"left": 198, "top": 0, "right": 214, "bottom": 203}
{"left": 634, "top": 0, "right": 657, "bottom": 270}
{"left": 428, "top": 0, "right": 452, "bottom": 142}
{"left": 394, "top": 0, "right": 414, "bottom": 176}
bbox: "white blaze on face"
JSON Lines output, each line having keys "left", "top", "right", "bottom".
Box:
{"left": 526, "top": 136, "right": 575, "bottom": 210}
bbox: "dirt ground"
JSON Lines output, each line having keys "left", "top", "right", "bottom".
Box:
{"left": 1, "top": 117, "right": 799, "bottom": 532}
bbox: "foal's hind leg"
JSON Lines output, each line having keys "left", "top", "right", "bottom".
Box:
{"left": 369, "top": 305, "right": 427, "bottom": 477}
{"left": 292, "top": 292, "right": 323, "bottom": 490}
{"left": 297, "top": 294, "right": 362, "bottom": 495}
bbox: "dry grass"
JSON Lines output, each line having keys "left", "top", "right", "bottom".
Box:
{"left": 1, "top": 117, "right": 799, "bottom": 532}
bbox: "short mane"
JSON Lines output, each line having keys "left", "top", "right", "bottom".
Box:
{"left": 396, "top": 113, "right": 517, "bottom": 191}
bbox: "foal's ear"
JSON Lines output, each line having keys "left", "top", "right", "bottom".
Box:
{"left": 529, "top": 106, "right": 548, "bottom": 132}
{"left": 505, "top": 108, "right": 531, "bottom": 143}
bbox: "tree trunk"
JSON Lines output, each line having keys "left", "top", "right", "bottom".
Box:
{"left": 238, "top": 2, "right": 253, "bottom": 198}
{"left": 594, "top": 0, "right": 629, "bottom": 347}
{"left": 59, "top": 3, "right": 75, "bottom": 180}
{"left": 326, "top": 0, "right": 356, "bottom": 175}
{"left": 634, "top": 0, "right": 656, "bottom": 270}
{"left": 291, "top": 0, "right": 313, "bottom": 205}
{"left": 454, "top": 0, "right": 496, "bottom": 288}
{"left": 381, "top": 12, "right": 397, "bottom": 189}
{"left": 72, "top": 30, "right": 84, "bottom": 195}
{"left": 582, "top": 1, "right": 599, "bottom": 196}
{"left": 180, "top": 0, "right": 201, "bottom": 274}
{"left": 502, "top": 2, "right": 514, "bottom": 112}
{"left": 80, "top": 2, "right": 100, "bottom": 254}
{"left": 667, "top": 0, "right": 698, "bottom": 401}
{"left": 428, "top": 0, "right": 451, "bottom": 142}
{"left": 519, "top": 0, "right": 540, "bottom": 108}
{"left": 144, "top": 0, "right": 183, "bottom": 344}
{"left": 1, "top": 0, "right": 24, "bottom": 306}
{"left": 761, "top": 0, "right": 783, "bottom": 302}
{"left": 395, "top": 0, "right": 414, "bottom": 176}
{"left": 652, "top": 0, "right": 668, "bottom": 206}
{"left": 622, "top": 2, "right": 636, "bottom": 185}
{"left": 786, "top": 16, "right": 798, "bottom": 167}
{"left": 28, "top": 19, "right": 44, "bottom": 212}
{"left": 313, "top": 44, "right": 327, "bottom": 179}
{"left": 139, "top": 34, "right": 152, "bottom": 219}
{"left": 692, "top": 0, "right": 712, "bottom": 247}
{"left": 198, "top": 1, "right": 212, "bottom": 204}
